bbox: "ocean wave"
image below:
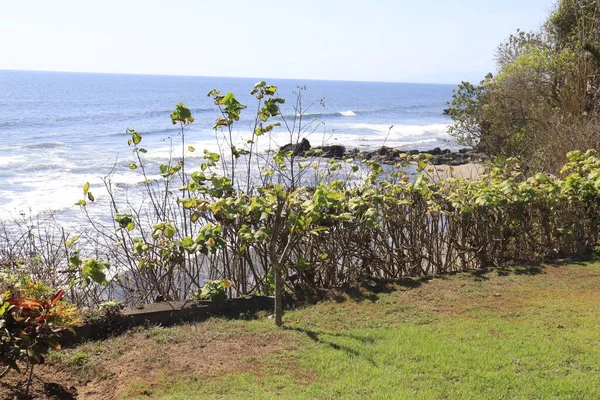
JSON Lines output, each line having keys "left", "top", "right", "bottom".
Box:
{"left": 22, "top": 142, "right": 65, "bottom": 150}
{"left": 109, "top": 128, "right": 174, "bottom": 137}
{"left": 280, "top": 110, "right": 361, "bottom": 119}
{"left": 335, "top": 122, "right": 450, "bottom": 136}
{"left": 135, "top": 107, "right": 213, "bottom": 119}
{"left": 0, "top": 107, "right": 215, "bottom": 129}
{"left": 0, "top": 119, "right": 22, "bottom": 128}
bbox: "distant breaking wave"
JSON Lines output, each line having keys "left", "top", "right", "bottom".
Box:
{"left": 22, "top": 142, "right": 66, "bottom": 150}
{"left": 109, "top": 127, "right": 181, "bottom": 137}
{"left": 281, "top": 110, "right": 360, "bottom": 119}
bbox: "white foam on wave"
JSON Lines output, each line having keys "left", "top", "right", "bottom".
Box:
{"left": 337, "top": 122, "right": 449, "bottom": 136}
{"left": 0, "top": 122, "right": 457, "bottom": 223}
{"left": 339, "top": 110, "right": 356, "bottom": 117}
{"left": 0, "top": 155, "right": 27, "bottom": 167}
{"left": 0, "top": 171, "right": 96, "bottom": 220}
{"left": 300, "top": 123, "right": 458, "bottom": 151}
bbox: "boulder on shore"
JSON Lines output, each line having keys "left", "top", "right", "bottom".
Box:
{"left": 280, "top": 138, "right": 311, "bottom": 156}
{"left": 422, "top": 147, "right": 442, "bottom": 156}
{"left": 310, "top": 145, "right": 346, "bottom": 159}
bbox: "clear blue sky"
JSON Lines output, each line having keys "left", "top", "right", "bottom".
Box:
{"left": 0, "top": 0, "right": 556, "bottom": 83}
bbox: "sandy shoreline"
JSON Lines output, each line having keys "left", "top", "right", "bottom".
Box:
{"left": 430, "top": 162, "right": 484, "bottom": 181}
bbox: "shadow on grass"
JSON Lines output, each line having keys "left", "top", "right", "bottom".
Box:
{"left": 323, "top": 264, "right": 549, "bottom": 303}
{"left": 284, "top": 326, "right": 377, "bottom": 366}
{"left": 467, "top": 265, "right": 545, "bottom": 280}
{"left": 313, "top": 257, "right": 598, "bottom": 306}
{"left": 323, "top": 276, "right": 436, "bottom": 305}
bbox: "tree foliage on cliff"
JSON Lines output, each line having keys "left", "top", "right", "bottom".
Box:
{"left": 448, "top": 0, "right": 600, "bottom": 173}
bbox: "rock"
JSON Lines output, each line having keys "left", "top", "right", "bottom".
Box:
{"left": 360, "top": 151, "right": 373, "bottom": 160}
{"left": 278, "top": 141, "right": 490, "bottom": 167}
{"left": 279, "top": 138, "right": 311, "bottom": 156}
{"left": 347, "top": 148, "right": 360, "bottom": 157}
{"left": 432, "top": 156, "right": 450, "bottom": 165}
{"left": 423, "top": 147, "right": 442, "bottom": 156}
{"left": 323, "top": 145, "right": 346, "bottom": 158}
{"left": 377, "top": 146, "right": 394, "bottom": 156}
{"left": 311, "top": 145, "right": 346, "bottom": 158}
{"left": 358, "top": 146, "right": 403, "bottom": 163}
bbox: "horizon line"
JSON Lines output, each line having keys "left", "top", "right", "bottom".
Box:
{"left": 0, "top": 68, "right": 466, "bottom": 86}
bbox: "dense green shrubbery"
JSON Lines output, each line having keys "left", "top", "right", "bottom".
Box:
{"left": 2, "top": 80, "right": 599, "bottom": 326}
{"left": 198, "top": 148, "right": 600, "bottom": 284}
{"left": 448, "top": 0, "right": 600, "bottom": 173}
{"left": 72, "top": 80, "right": 600, "bottom": 324}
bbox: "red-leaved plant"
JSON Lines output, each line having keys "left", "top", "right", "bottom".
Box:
{"left": 0, "top": 276, "right": 80, "bottom": 392}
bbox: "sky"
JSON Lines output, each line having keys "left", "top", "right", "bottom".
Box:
{"left": 0, "top": 0, "right": 557, "bottom": 84}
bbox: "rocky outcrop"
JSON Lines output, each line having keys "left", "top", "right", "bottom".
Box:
{"left": 280, "top": 138, "right": 311, "bottom": 156}
{"left": 359, "top": 146, "right": 488, "bottom": 166}
{"left": 309, "top": 145, "right": 346, "bottom": 159}
{"left": 279, "top": 140, "right": 488, "bottom": 166}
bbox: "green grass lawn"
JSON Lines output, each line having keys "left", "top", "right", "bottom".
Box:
{"left": 43, "top": 261, "right": 600, "bottom": 399}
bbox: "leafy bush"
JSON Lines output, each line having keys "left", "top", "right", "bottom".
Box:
{"left": 0, "top": 274, "right": 81, "bottom": 387}
{"left": 447, "top": 0, "right": 600, "bottom": 173}
{"left": 68, "top": 78, "right": 600, "bottom": 326}
{"left": 192, "top": 279, "right": 232, "bottom": 304}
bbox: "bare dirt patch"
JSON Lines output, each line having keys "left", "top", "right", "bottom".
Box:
{"left": 0, "top": 325, "right": 296, "bottom": 400}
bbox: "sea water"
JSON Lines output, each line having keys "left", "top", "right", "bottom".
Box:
{"left": 0, "top": 70, "right": 457, "bottom": 227}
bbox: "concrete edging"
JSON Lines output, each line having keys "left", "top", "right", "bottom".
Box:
{"left": 61, "top": 296, "right": 274, "bottom": 345}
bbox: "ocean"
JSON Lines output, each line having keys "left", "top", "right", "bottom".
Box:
{"left": 0, "top": 70, "right": 457, "bottom": 226}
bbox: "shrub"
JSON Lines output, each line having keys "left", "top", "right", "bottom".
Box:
{"left": 0, "top": 274, "right": 81, "bottom": 389}
{"left": 192, "top": 279, "right": 232, "bottom": 304}
{"left": 447, "top": 0, "right": 600, "bottom": 173}
{"left": 72, "top": 80, "right": 600, "bottom": 326}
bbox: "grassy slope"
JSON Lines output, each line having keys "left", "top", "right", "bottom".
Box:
{"left": 43, "top": 261, "right": 600, "bottom": 399}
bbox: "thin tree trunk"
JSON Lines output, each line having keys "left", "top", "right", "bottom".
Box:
{"left": 274, "top": 259, "right": 283, "bottom": 327}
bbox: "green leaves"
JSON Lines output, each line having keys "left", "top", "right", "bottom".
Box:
{"left": 192, "top": 279, "right": 231, "bottom": 302}
{"left": 170, "top": 102, "right": 195, "bottom": 125}
{"left": 208, "top": 91, "right": 247, "bottom": 129}
{"left": 231, "top": 146, "right": 250, "bottom": 159}
{"left": 0, "top": 300, "right": 9, "bottom": 318}
{"left": 114, "top": 214, "right": 134, "bottom": 231}
{"left": 127, "top": 129, "right": 142, "bottom": 146}
{"left": 164, "top": 224, "right": 176, "bottom": 239}
{"left": 81, "top": 259, "right": 110, "bottom": 286}
{"left": 584, "top": 42, "right": 600, "bottom": 66}
{"left": 258, "top": 97, "right": 285, "bottom": 121}
{"left": 254, "top": 122, "right": 281, "bottom": 136}
{"left": 160, "top": 163, "right": 182, "bottom": 178}
{"left": 77, "top": 182, "right": 94, "bottom": 207}
{"left": 251, "top": 81, "right": 277, "bottom": 98}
